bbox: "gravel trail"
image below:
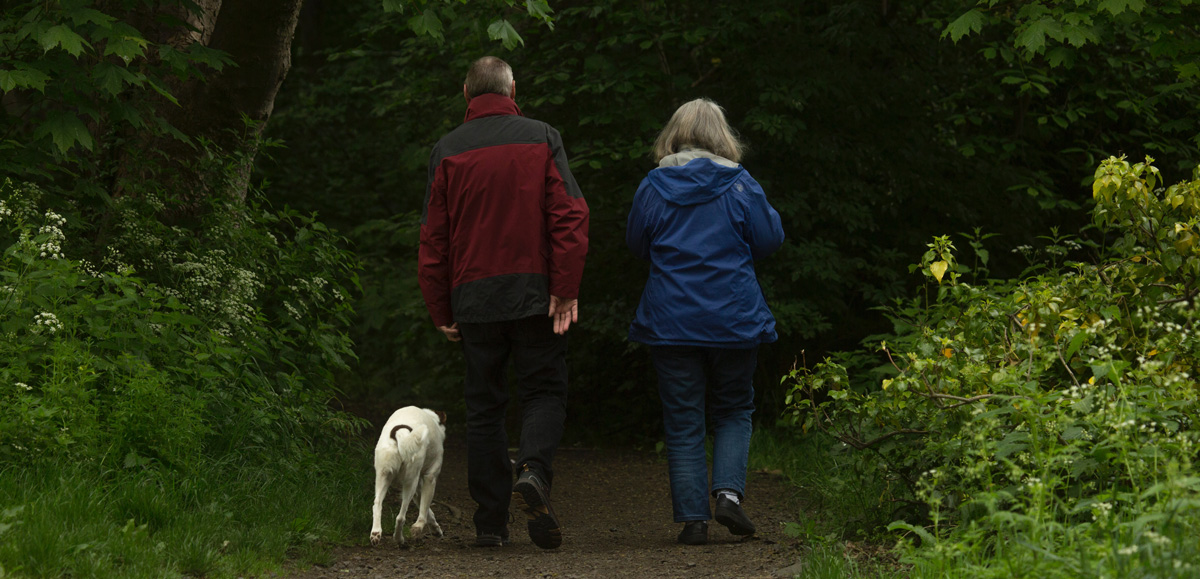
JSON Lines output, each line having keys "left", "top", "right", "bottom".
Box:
{"left": 286, "top": 435, "right": 809, "bottom": 578}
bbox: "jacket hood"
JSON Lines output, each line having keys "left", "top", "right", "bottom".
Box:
{"left": 647, "top": 150, "right": 743, "bottom": 206}
{"left": 464, "top": 93, "right": 523, "bottom": 122}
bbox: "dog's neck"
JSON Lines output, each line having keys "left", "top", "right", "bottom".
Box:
{"left": 389, "top": 424, "right": 412, "bottom": 440}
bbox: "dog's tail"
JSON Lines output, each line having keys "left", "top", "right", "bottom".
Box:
{"left": 389, "top": 423, "right": 429, "bottom": 458}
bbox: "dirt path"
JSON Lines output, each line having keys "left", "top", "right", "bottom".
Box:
{"left": 287, "top": 435, "right": 808, "bottom": 578}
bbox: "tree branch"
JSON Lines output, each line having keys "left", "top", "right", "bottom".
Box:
{"left": 926, "top": 393, "right": 993, "bottom": 403}
{"left": 840, "top": 429, "right": 929, "bottom": 450}
{"left": 1057, "top": 348, "right": 1080, "bottom": 386}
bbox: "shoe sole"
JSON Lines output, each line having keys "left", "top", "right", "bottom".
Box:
{"left": 512, "top": 482, "right": 562, "bottom": 549}
{"left": 474, "top": 536, "right": 506, "bottom": 547}
{"left": 714, "top": 510, "right": 756, "bottom": 536}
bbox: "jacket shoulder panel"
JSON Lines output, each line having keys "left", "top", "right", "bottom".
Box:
{"left": 434, "top": 115, "right": 552, "bottom": 164}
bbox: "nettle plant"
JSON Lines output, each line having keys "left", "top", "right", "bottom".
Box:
{"left": 786, "top": 157, "right": 1200, "bottom": 575}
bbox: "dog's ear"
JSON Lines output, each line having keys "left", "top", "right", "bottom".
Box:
{"left": 435, "top": 410, "right": 447, "bottom": 425}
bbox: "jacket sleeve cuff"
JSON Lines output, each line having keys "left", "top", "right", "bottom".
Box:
{"left": 429, "top": 308, "right": 454, "bottom": 328}
{"left": 549, "top": 280, "right": 580, "bottom": 299}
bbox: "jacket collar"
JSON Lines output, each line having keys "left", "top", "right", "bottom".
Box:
{"left": 658, "top": 148, "right": 739, "bottom": 168}
{"left": 465, "top": 93, "right": 523, "bottom": 122}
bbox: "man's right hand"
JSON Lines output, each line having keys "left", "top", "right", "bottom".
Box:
{"left": 438, "top": 323, "right": 461, "bottom": 342}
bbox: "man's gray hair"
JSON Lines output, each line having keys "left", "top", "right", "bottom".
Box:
{"left": 653, "top": 98, "right": 745, "bottom": 163}
{"left": 465, "top": 56, "right": 514, "bottom": 99}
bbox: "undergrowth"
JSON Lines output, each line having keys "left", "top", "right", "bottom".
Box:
{"left": 784, "top": 158, "right": 1200, "bottom": 577}
{"left": 749, "top": 428, "right": 906, "bottom": 578}
{"left": 0, "top": 173, "right": 370, "bottom": 577}
{"left": 0, "top": 450, "right": 370, "bottom": 578}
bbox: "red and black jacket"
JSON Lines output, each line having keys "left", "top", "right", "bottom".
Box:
{"left": 419, "top": 93, "right": 589, "bottom": 327}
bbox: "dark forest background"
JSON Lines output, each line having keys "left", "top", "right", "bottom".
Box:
{"left": 1, "top": 0, "right": 1197, "bottom": 575}
{"left": 258, "top": 0, "right": 1199, "bottom": 442}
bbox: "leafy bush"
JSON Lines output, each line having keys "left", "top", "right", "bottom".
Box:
{"left": 787, "top": 157, "right": 1200, "bottom": 575}
{"left": 0, "top": 171, "right": 370, "bottom": 574}
{"left": 0, "top": 177, "right": 362, "bottom": 470}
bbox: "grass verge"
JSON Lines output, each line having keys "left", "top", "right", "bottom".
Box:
{"left": 749, "top": 427, "right": 897, "bottom": 541}
{"left": 0, "top": 446, "right": 371, "bottom": 578}
{"left": 749, "top": 427, "right": 905, "bottom": 578}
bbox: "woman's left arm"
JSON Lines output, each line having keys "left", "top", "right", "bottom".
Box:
{"left": 626, "top": 179, "right": 656, "bottom": 261}
{"left": 741, "top": 176, "right": 785, "bottom": 260}
{"left": 739, "top": 175, "right": 787, "bottom": 259}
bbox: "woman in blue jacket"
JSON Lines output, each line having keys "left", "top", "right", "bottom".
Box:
{"left": 627, "top": 98, "right": 785, "bottom": 545}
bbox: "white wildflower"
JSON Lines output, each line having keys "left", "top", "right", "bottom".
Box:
{"left": 1145, "top": 531, "right": 1171, "bottom": 547}
{"left": 32, "top": 312, "right": 63, "bottom": 334}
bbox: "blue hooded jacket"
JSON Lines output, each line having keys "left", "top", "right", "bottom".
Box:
{"left": 626, "top": 151, "right": 785, "bottom": 347}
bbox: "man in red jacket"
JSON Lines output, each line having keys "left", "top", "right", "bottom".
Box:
{"left": 418, "top": 56, "right": 589, "bottom": 550}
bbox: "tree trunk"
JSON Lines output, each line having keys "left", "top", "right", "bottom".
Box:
{"left": 181, "top": 0, "right": 303, "bottom": 198}
{"left": 123, "top": 0, "right": 304, "bottom": 202}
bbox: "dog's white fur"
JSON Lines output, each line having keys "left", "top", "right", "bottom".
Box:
{"left": 370, "top": 406, "right": 446, "bottom": 546}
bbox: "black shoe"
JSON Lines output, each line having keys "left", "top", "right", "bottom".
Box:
{"left": 474, "top": 532, "right": 508, "bottom": 547}
{"left": 714, "top": 495, "right": 756, "bottom": 535}
{"left": 677, "top": 521, "right": 708, "bottom": 545}
{"left": 512, "top": 467, "right": 562, "bottom": 549}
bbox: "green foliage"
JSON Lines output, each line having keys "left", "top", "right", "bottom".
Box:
{"left": 942, "top": 0, "right": 1195, "bottom": 64}
{"left": 786, "top": 158, "right": 1200, "bottom": 574}
{"left": 787, "top": 544, "right": 903, "bottom": 579}
{"left": 943, "top": 9, "right": 985, "bottom": 43}
{"left": 0, "top": 451, "right": 368, "bottom": 578}
{"left": 918, "top": 236, "right": 958, "bottom": 285}
{"left": 1092, "top": 156, "right": 1200, "bottom": 278}
{"left": 0, "top": 1, "right": 371, "bottom": 576}
{"left": 0, "top": 1, "right": 229, "bottom": 177}
{"left": 486, "top": 18, "right": 523, "bottom": 50}
{"left": 750, "top": 428, "right": 891, "bottom": 542}
{"left": 379, "top": 0, "right": 554, "bottom": 49}
{"left": 930, "top": 0, "right": 1200, "bottom": 207}
{"left": 750, "top": 427, "right": 910, "bottom": 575}
{"left": 0, "top": 166, "right": 366, "bottom": 573}
{"left": 0, "top": 175, "right": 362, "bottom": 470}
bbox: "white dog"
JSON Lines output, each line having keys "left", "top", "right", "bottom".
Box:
{"left": 370, "top": 406, "right": 446, "bottom": 546}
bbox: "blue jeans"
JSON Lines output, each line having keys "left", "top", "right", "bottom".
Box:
{"left": 650, "top": 345, "right": 757, "bottom": 522}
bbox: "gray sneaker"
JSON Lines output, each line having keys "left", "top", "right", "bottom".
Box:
{"left": 511, "top": 466, "right": 562, "bottom": 549}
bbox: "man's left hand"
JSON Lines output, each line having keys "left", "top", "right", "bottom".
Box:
{"left": 549, "top": 295, "right": 578, "bottom": 335}
{"left": 438, "top": 323, "right": 461, "bottom": 342}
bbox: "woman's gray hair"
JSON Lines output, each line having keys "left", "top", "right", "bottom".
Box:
{"left": 652, "top": 98, "right": 745, "bottom": 163}
{"left": 465, "top": 56, "right": 514, "bottom": 99}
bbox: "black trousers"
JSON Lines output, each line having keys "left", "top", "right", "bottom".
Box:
{"left": 458, "top": 315, "right": 568, "bottom": 535}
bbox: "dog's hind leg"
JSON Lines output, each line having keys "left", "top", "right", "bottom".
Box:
{"left": 370, "top": 469, "right": 390, "bottom": 546}
{"left": 393, "top": 475, "right": 419, "bottom": 545}
{"left": 411, "top": 471, "right": 443, "bottom": 538}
